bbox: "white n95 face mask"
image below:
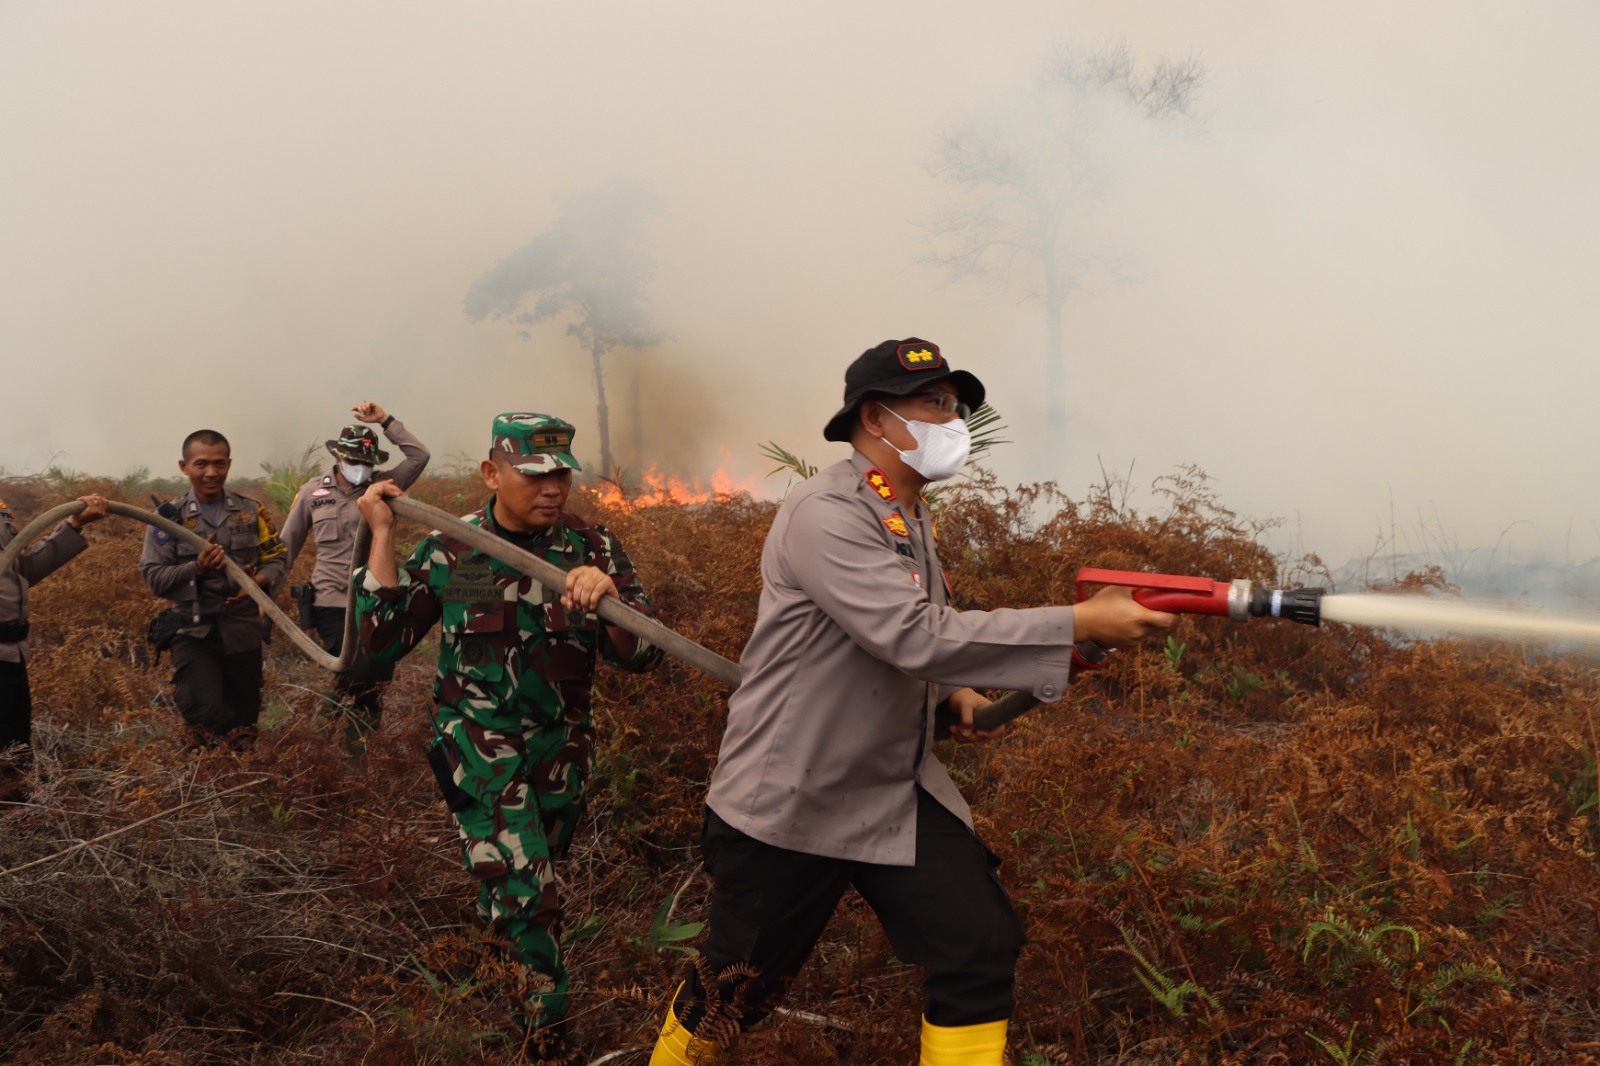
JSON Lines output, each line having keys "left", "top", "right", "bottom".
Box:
{"left": 878, "top": 405, "right": 972, "bottom": 481}
{"left": 339, "top": 461, "right": 373, "bottom": 486}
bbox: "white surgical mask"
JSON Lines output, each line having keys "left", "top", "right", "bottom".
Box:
{"left": 878, "top": 405, "right": 971, "bottom": 481}
{"left": 339, "top": 461, "right": 373, "bottom": 486}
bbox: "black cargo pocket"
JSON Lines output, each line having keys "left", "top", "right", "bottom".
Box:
{"left": 427, "top": 738, "right": 475, "bottom": 812}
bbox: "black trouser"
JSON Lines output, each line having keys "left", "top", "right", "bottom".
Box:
{"left": 170, "top": 631, "right": 263, "bottom": 739}
{"left": 0, "top": 659, "right": 32, "bottom": 753}
{"left": 677, "top": 787, "right": 1025, "bottom": 1032}
{"left": 311, "top": 606, "right": 393, "bottom": 734}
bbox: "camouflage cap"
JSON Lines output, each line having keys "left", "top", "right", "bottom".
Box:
{"left": 325, "top": 424, "right": 389, "bottom": 465}
{"left": 491, "top": 413, "right": 582, "bottom": 474}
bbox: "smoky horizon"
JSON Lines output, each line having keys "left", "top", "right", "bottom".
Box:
{"left": 5, "top": 1, "right": 1600, "bottom": 592}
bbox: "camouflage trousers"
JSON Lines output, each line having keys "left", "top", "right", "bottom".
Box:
{"left": 432, "top": 712, "right": 592, "bottom": 1028}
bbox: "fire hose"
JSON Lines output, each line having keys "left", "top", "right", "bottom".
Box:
{"left": 2, "top": 502, "right": 1322, "bottom": 732}
{"left": 0, "top": 497, "right": 744, "bottom": 686}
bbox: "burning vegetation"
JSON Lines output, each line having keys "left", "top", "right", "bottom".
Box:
{"left": 1, "top": 466, "right": 1597, "bottom": 1063}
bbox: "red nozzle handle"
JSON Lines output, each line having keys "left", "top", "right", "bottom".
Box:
{"left": 1075, "top": 567, "right": 1230, "bottom": 617}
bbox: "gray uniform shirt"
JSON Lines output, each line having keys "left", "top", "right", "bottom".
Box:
{"left": 0, "top": 506, "right": 87, "bottom": 664}
{"left": 280, "top": 418, "right": 430, "bottom": 607}
{"left": 705, "top": 452, "right": 1076, "bottom": 866}
{"left": 140, "top": 490, "right": 289, "bottom": 654}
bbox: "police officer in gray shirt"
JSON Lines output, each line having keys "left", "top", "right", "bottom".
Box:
{"left": 280, "top": 402, "right": 429, "bottom": 746}
{"left": 646, "top": 339, "right": 1176, "bottom": 1066}
{"left": 141, "top": 430, "right": 288, "bottom": 746}
{"left": 1, "top": 492, "right": 108, "bottom": 791}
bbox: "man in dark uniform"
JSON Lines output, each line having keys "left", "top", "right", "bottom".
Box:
{"left": 647, "top": 339, "right": 1176, "bottom": 1066}
{"left": 140, "top": 429, "right": 288, "bottom": 745}
{"left": 281, "top": 401, "right": 429, "bottom": 746}
{"left": 1, "top": 491, "right": 109, "bottom": 793}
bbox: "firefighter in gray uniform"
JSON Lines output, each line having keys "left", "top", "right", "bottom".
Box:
{"left": 141, "top": 429, "right": 288, "bottom": 745}
{"left": 280, "top": 402, "right": 429, "bottom": 744}
{"left": 647, "top": 339, "right": 1177, "bottom": 1066}
{"left": 1, "top": 492, "right": 109, "bottom": 785}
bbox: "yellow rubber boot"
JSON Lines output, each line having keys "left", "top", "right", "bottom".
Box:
{"left": 647, "top": 1003, "right": 698, "bottom": 1066}
{"left": 919, "top": 1016, "right": 1008, "bottom": 1065}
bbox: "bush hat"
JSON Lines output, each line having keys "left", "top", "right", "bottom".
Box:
{"left": 491, "top": 413, "right": 582, "bottom": 474}
{"left": 325, "top": 425, "right": 389, "bottom": 465}
{"left": 822, "top": 338, "right": 985, "bottom": 443}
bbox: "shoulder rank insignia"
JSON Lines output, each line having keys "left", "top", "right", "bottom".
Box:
{"left": 897, "top": 341, "right": 944, "bottom": 370}
{"left": 883, "top": 512, "right": 910, "bottom": 538}
{"left": 864, "top": 467, "right": 896, "bottom": 502}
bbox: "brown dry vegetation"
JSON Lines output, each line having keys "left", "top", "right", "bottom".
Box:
{"left": 2, "top": 468, "right": 1598, "bottom": 1065}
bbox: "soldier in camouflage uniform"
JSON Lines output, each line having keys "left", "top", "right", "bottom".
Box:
{"left": 354, "top": 412, "right": 662, "bottom": 1057}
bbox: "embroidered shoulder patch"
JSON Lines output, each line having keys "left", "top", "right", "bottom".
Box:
{"left": 883, "top": 512, "right": 910, "bottom": 538}
{"left": 896, "top": 341, "right": 943, "bottom": 371}
{"left": 864, "top": 467, "right": 896, "bottom": 502}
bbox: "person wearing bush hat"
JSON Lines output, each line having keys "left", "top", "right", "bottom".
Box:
{"left": 280, "top": 401, "right": 430, "bottom": 751}
{"left": 353, "top": 410, "right": 659, "bottom": 1061}
{"left": 647, "top": 338, "right": 1175, "bottom": 1066}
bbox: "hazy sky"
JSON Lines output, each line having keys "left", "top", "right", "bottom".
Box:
{"left": 5, "top": 1, "right": 1599, "bottom": 576}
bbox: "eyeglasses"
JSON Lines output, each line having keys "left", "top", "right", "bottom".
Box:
{"left": 898, "top": 392, "right": 972, "bottom": 420}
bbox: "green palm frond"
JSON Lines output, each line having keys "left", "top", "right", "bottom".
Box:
{"left": 759, "top": 441, "right": 818, "bottom": 481}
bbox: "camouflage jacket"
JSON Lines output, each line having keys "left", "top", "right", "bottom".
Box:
{"left": 354, "top": 500, "right": 663, "bottom": 738}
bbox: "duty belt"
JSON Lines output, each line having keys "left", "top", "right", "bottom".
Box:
{"left": 0, "top": 621, "right": 30, "bottom": 643}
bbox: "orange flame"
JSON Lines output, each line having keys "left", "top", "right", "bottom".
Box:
{"left": 580, "top": 456, "right": 766, "bottom": 509}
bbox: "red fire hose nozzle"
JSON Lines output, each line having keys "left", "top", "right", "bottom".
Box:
{"left": 956, "top": 569, "right": 1323, "bottom": 734}
{"left": 1076, "top": 567, "right": 1323, "bottom": 626}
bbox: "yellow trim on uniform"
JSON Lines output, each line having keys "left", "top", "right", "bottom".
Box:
{"left": 256, "top": 503, "right": 287, "bottom": 562}
{"left": 919, "top": 1016, "right": 1007, "bottom": 1065}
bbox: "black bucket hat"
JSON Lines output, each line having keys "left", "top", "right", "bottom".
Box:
{"left": 822, "top": 338, "right": 986, "bottom": 442}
